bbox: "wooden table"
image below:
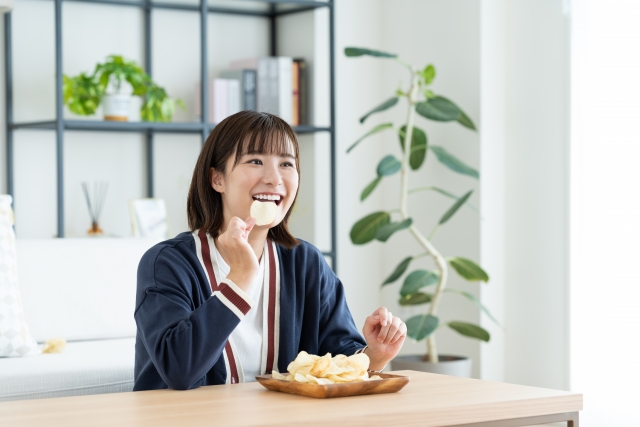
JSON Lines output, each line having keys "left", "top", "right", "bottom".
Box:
{"left": 0, "top": 370, "right": 582, "bottom": 427}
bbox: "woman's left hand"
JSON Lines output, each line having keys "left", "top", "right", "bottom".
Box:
{"left": 362, "top": 307, "right": 407, "bottom": 371}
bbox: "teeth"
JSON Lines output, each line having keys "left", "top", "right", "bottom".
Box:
{"left": 254, "top": 194, "right": 281, "bottom": 201}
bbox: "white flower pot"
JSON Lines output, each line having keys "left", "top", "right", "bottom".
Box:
{"left": 103, "top": 94, "right": 130, "bottom": 121}
{"left": 391, "top": 354, "right": 472, "bottom": 377}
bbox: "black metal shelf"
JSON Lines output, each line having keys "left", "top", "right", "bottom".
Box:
{"left": 9, "top": 120, "right": 332, "bottom": 134}
{"left": 5, "top": 0, "right": 339, "bottom": 272}
{"left": 54, "top": 0, "right": 329, "bottom": 17}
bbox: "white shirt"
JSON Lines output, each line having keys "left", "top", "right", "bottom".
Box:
{"left": 214, "top": 246, "right": 265, "bottom": 382}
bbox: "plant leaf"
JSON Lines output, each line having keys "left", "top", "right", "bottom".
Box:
{"left": 400, "top": 269, "right": 440, "bottom": 297}
{"left": 428, "top": 95, "right": 476, "bottom": 130}
{"left": 344, "top": 47, "right": 397, "bottom": 58}
{"left": 398, "top": 126, "right": 428, "bottom": 170}
{"left": 410, "top": 186, "right": 479, "bottom": 213}
{"left": 375, "top": 218, "right": 412, "bottom": 242}
{"left": 381, "top": 256, "right": 412, "bottom": 287}
{"left": 376, "top": 155, "right": 402, "bottom": 177}
{"left": 439, "top": 190, "right": 473, "bottom": 225}
{"left": 429, "top": 146, "right": 479, "bottom": 179}
{"left": 406, "top": 314, "right": 439, "bottom": 341}
{"left": 399, "top": 292, "right": 433, "bottom": 306}
{"left": 360, "top": 177, "right": 382, "bottom": 201}
{"left": 447, "top": 257, "right": 489, "bottom": 282}
{"left": 415, "top": 96, "right": 460, "bottom": 122}
{"left": 350, "top": 211, "right": 390, "bottom": 245}
{"left": 444, "top": 288, "right": 500, "bottom": 326}
{"left": 360, "top": 97, "right": 398, "bottom": 123}
{"left": 457, "top": 109, "right": 476, "bottom": 130}
{"left": 447, "top": 321, "right": 490, "bottom": 342}
{"left": 421, "top": 64, "right": 435, "bottom": 85}
{"left": 347, "top": 123, "right": 394, "bottom": 153}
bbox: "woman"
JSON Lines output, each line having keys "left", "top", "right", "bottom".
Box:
{"left": 133, "top": 111, "right": 407, "bottom": 390}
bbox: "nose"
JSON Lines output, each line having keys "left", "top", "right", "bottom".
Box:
{"left": 262, "top": 160, "right": 283, "bottom": 187}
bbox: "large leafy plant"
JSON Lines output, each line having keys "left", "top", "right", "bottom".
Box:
{"left": 63, "top": 55, "right": 183, "bottom": 122}
{"left": 345, "top": 47, "right": 497, "bottom": 363}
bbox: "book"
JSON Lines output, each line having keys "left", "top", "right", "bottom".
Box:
{"left": 229, "top": 57, "right": 293, "bottom": 123}
{"left": 276, "top": 57, "right": 293, "bottom": 124}
{"left": 212, "top": 78, "right": 228, "bottom": 124}
{"left": 220, "top": 69, "right": 257, "bottom": 111}
{"left": 226, "top": 79, "right": 241, "bottom": 117}
{"left": 292, "top": 60, "right": 300, "bottom": 126}
{"left": 194, "top": 78, "right": 240, "bottom": 123}
{"left": 295, "top": 58, "right": 308, "bottom": 126}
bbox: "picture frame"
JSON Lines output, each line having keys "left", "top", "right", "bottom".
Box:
{"left": 129, "top": 198, "right": 169, "bottom": 238}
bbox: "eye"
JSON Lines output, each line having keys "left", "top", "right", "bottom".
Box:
{"left": 281, "top": 161, "right": 295, "bottom": 167}
{"left": 248, "top": 159, "right": 263, "bottom": 165}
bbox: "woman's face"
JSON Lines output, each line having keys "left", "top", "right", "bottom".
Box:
{"left": 211, "top": 138, "right": 299, "bottom": 230}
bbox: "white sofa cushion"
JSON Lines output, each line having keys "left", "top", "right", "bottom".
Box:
{"left": 0, "top": 195, "right": 39, "bottom": 357}
{"left": 16, "top": 237, "right": 161, "bottom": 342}
{"left": 0, "top": 337, "right": 135, "bottom": 401}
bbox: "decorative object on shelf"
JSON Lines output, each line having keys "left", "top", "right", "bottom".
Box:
{"left": 0, "top": 195, "right": 40, "bottom": 357}
{"left": 63, "top": 55, "right": 183, "bottom": 122}
{"left": 0, "top": 0, "right": 12, "bottom": 13}
{"left": 81, "top": 181, "right": 109, "bottom": 236}
{"left": 345, "top": 47, "right": 498, "bottom": 377}
{"left": 129, "top": 198, "right": 169, "bottom": 238}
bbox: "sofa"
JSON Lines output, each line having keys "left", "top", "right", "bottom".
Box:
{"left": 0, "top": 237, "right": 159, "bottom": 401}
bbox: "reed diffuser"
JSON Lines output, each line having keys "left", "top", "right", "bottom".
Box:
{"left": 81, "top": 181, "right": 109, "bottom": 236}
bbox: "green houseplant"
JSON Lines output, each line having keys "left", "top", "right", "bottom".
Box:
{"left": 345, "top": 47, "right": 498, "bottom": 369}
{"left": 63, "top": 55, "right": 182, "bottom": 122}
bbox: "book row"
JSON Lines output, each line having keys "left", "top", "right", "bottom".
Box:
{"left": 195, "top": 57, "right": 308, "bottom": 126}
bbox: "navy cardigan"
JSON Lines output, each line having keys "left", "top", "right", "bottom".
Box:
{"left": 133, "top": 231, "right": 366, "bottom": 391}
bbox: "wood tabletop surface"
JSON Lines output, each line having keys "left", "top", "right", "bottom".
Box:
{"left": 0, "top": 370, "right": 583, "bottom": 427}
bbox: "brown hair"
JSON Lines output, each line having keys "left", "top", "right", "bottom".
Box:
{"left": 187, "top": 110, "right": 300, "bottom": 249}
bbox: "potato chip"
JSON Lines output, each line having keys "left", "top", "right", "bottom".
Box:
{"left": 346, "top": 353, "right": 370, "bottom": 375}
{"left": 278, "top": 350, "right": 381, "bottom": 384}
{"left": 287, "top": 351, "right": 318, "bottom": 375}
{"left": 271, "top": 371, "right": 287, "bottom": 380}
{"left": 304, "top": 374, "right": 320, "bottom": 384}
{"left": 294, "top": 372, "right": 309, "bottom": 383}
{"left": 310, "top": 353, "right": 332, "bottom": 377}
{"left": 250, "top": 200, "right": 277, "bottom": 226}
{"left": 315, "top": 377, "right": 335, "bottom": 385}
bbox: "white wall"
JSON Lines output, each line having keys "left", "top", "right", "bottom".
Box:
{"left": 571, "top": 1, "right": 640, "bottom": 424}
{"left": 479, "top": 0, "right": 507, "bottom": 383}
{"left": 334, "top": 0, "right": 385, "bottom": 328}
{"left": 480, "top": 0, "right": 570, "bottom": 389}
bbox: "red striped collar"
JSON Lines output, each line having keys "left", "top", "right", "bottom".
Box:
{"left": 193, "top": 229, "right": 280, "bottom": 384}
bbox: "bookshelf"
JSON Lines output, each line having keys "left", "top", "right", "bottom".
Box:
{"left": 4, "top": 0, "right": 338, "bottom": 270}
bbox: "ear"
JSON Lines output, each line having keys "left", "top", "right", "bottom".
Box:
{"left": 209, "top": 167, "right": 225, "bottom": 193}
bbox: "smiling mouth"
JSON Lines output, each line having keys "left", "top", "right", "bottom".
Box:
{"left": 252, "top": 194, "right": 283, "bottom": 206}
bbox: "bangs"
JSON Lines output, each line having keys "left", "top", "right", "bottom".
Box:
{"left": 232, "top": 115, "right": 300, "bottom": 169}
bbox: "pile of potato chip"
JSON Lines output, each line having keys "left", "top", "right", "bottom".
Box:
{"left": 271, "top": 351, "right": 382, "bottom": 385}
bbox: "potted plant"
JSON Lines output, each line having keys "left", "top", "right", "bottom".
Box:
{"left": 345, "top": 47, "right": 499, "bottom": 377}
{"left": 62, "top": 72, "right": 103, "bottom": 116}
{"left": 63, "top": 55, "right": 182, "bottom": 122}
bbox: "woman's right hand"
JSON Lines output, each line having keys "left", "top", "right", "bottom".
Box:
{"left": 216, "top": 216, "right": 258, "bottom": 292}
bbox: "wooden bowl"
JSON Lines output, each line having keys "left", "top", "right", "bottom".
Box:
{"left": 255, "top": 373, "right": 410, "bottom": 399}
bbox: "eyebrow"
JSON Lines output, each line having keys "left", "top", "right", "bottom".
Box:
{"left": 243, "top": 151, "right": 296, "bottom": 160}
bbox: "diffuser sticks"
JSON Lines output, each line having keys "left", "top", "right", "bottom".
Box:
{"left": 81, "top": 181, "right": 109, "bottom": 236}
